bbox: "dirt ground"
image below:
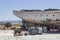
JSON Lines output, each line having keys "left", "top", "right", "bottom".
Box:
{"left": 0, "top": 30, "right": 60, "bottom": 40}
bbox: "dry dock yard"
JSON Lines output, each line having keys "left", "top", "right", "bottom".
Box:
{"left": 0, "top": 30, "right": 60, "bottom": 40}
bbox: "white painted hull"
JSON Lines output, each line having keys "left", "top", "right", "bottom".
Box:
{"left": 13, "top": 10, "right": 60, "bottom": 23}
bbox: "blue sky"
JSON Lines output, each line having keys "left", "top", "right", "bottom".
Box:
{"left": 0, "top": 0, "right": 60, "bottom": 21}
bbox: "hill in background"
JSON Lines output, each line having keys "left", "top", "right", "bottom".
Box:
{"left": 0, "top": 20, "right": 22, "bottom": 25}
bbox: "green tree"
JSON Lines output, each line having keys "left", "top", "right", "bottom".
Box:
{"left": 4, "top": 22, "right": 12, "bottom": 28}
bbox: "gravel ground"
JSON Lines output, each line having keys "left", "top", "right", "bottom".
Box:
{"left": 0, "top": 34, "right": 60, "bottom": 40}
{"left": 0, "top": 30, "right": 60, "bottom": 40}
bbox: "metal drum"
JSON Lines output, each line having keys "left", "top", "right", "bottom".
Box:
{"left": 43, "top": 27, "right": 47, "bottom": 33}
{"left": 28, "top": 27, "right": 38, "bottom": 35}
{"left": 37, "top": 27, "right": 42, "bottom": 34}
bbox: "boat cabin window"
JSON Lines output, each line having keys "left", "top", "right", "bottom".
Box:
{"left": 56, "top": 19, "right": 60, "bottom": 21}
{"left": 53, "top": 14, "right": 55, "bottom": 16}
{"left": 35, "top": 15, "right": 37, "bottom": 17}
{"left": 25, "top": 15, "right": 27, "bottom": 16}
{"left": 41, "top": 15, "right": 42, "bottom": 16}
{"left": 46, "top": 15, "right": 48, "bottom": 17}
